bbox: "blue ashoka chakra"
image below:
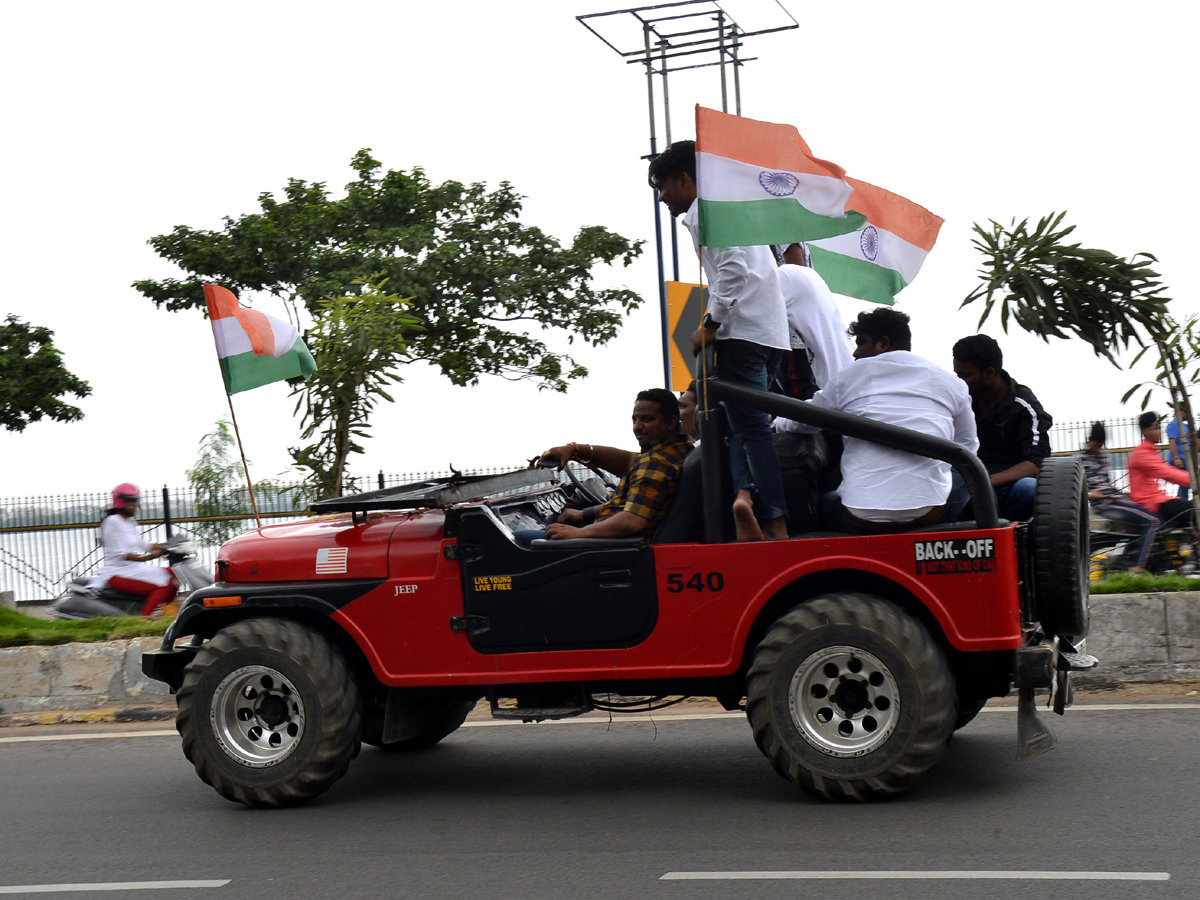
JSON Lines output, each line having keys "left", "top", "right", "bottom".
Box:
{"left": 758, "top": 171, "right": 800, "bottom": 197}
{"left": 860, "top": 225, "right": 880, "bottom": 261}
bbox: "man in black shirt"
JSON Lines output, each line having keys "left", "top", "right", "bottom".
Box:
{"left": 952, "top": 335, "right": 1053, "bottom": 521}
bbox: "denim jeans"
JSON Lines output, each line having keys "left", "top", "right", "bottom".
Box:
{"left": 994, "top": 477, "right": 1037, "bottom": 521}
{"left": 715, "top": 338, "right": 788, "bottom": 520}
{"left": 1098, "top": 498, "right": 1160, "bottom": 569}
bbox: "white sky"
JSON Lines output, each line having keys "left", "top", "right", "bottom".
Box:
{"left": 3, "top": 0, "right": 1196, "bottom": 496}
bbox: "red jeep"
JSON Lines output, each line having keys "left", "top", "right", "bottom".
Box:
{"left": 144, "top": 379, "right": 1092, "bottom": 806}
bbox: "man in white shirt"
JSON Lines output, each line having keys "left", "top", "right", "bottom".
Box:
{"left": 774, "top": 242, "right": 853, "bottom": 395}
{"left": 778, "top": 307, "right": 978, "bottom": 533}
{"left": 649, "top": 140, "right": 791, "bottom": 541}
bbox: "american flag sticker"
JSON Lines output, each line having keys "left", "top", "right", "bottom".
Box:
{"left": 315, "top": 547, "right": 348, "bottom": 574}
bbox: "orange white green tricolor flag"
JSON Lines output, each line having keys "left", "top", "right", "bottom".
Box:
{"left": 809, "top": 178, "right": 944, "bottom": 306}
{"left": 203, "top": 284, "right": 316, "bottom": 395}
{"left": 694, "top": 106, "right": 866, "bottom": 248}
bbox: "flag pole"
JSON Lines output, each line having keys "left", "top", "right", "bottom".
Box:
{"left": 225, "top": 392, "right": 263, "bottom": 529}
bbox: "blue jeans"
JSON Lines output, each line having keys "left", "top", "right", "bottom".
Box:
{"left": 512, "top": 528, "right": 544, "bottom": 548}
{"left": 715, "top": 339, "right": 788, "bottom": 521}
{"left": 994, "top": 477, "right": 1036, "bottom": 521}
{"left": 1098, "top": 498, "right": 1160, "bottom": 569}
{"left": 820, "top": 469, "right": 970, "bottom": 534}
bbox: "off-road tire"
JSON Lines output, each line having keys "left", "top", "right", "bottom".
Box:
{"left": 1030, "top": 456, "right": 1091, "bottom": 640}
{"left": 361, "top": 700, "right": 475, "bottom": 752}
{"left": 746, "top": 592, "right": 955, "bottom": 801}
{"left": 176, "top": 618, "right": 361, "bottom": 808}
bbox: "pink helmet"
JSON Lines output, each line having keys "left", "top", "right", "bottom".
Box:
{"left": 111, "top": 483, "right": 141, "bottom": 510}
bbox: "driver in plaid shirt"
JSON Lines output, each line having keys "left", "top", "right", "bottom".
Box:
{"left": 539, "top": 388, "right": 692, "bottom": 540}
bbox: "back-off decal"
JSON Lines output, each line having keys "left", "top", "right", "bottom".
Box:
{"left": 914, "top": 538, "right": 996, "bottom": 575}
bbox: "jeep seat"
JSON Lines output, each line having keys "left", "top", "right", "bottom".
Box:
{"left": 651, "top": 448, "right": 705, "bottom": 544}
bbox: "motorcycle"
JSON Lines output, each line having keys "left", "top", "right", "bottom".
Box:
{"left": 1089, "top": 511, "right": 1196, "bottom": 580}
{"left": 51, "top": 535, "right": 214, "bottom": 619}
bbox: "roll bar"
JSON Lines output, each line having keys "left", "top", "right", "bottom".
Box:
{"left": 696, "top": 376, "right": 999, "bottom": 542}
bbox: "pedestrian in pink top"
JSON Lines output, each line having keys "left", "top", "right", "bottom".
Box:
{"left": 1128, "top": 411, "right": 1191, "bottom": 525}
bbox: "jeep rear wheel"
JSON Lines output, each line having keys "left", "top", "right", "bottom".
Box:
{"left": 176, "top": 618, "right": 361, "bottom": 808}
{"left": 746, "top": 592, "right": 955, "bottom": 801}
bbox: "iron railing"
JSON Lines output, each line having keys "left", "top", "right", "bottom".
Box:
{"left": 0, "top": 466, "right": 517, "bottom": 603}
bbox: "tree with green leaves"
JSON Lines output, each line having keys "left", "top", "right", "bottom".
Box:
{"left": 288, "top": 276, "right": 422, "bottom": 498}
{"left": 963, "top": 212, "right": 1197, "bottom": 521}
{"left": 186, "top": 419, "right": 255, "bottom": 546}
{"left": 135, "top": 149, "right": 644, "bottom": 393}
{"left": 0, "top": 316, "right": 92, "bottom": 432}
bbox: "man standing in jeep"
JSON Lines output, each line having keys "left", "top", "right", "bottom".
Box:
{"left": 536, "top": 388, "right": 691, "bottom": 542}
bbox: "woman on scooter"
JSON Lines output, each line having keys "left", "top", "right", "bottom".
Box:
{"left": 88, "top": 483, "right": 177, "bottom": 616}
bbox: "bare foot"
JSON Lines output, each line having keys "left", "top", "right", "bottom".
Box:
{"left": 733, "top": 495, "right": 764, "bottom": 541}
{"left": 763, "top": 517, "right": 788, "bottom": 541}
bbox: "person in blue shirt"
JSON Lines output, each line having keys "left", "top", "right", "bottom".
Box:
{"left": 1166, "top": 416, "right": 1191, "bottom": 501}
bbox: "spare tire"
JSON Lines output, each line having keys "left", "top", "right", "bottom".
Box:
{"left": 1030, "top": 455, "right": 1090, "bottom": 640}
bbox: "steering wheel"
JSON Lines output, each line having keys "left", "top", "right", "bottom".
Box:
{"left": 564, "top": 462, "right": 620, "bottom": 507}
{"left": 538, "top": 456, "right": 618, "bottom": 507}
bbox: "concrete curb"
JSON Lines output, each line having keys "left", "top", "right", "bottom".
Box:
{"left": 0, "top": 636, "right": 174, "bottom": 721}
{"left": 1075, "top": 591, "right": 1200, "bottom": 688}
{"left": 0, "top": 705, "right": 175, "bottom": 728}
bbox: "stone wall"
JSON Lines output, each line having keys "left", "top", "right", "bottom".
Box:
{"left": 0, "top": 637, "right": 172, "bottom": 715}
{"left": 1074, "top": 591, "right": 1200, "bottom": 687}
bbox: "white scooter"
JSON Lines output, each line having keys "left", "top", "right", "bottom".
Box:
{"left": 51, "top": 535, "right": 213, "bottom": 619}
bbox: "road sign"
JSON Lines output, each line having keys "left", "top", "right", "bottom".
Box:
{"left": 666, "top": 282, "right": 709, "bottom": 392}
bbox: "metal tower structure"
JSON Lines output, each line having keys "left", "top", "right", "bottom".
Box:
{"left": 578, "top": 1, "right": 797, "bottom": 387}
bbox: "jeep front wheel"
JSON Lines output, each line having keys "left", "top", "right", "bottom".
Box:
{"left": 746, "top": 592, "right": 955, "bottom": 801}
{"left": 176, "top": 618, "right": 361, "bottom": 808}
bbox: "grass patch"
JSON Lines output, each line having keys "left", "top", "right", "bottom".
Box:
{"left": 0, "top": 607, "right": 171, "bottom": 648}
{"left": 1091, "top": 571, "right": 1200, "bottom": 594}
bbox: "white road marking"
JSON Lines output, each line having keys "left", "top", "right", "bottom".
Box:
{"left": 661, "top": 871, "right": 1170, "bottom": 881}
{"left": 1, "top": 703, "right": 1197, "bottom": 744}
{"left": 461, "top": 712, "right": 742, "bottom": 727}
{"left": 980, "top": 703, "right": 1200, "bottom": 712}
{"left": 0, "top": 880, "right": 229, "bottom": 894}
{"left": 0, "top": 731, "right": 178, "bottom": 744}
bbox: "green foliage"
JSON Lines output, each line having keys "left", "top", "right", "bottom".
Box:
{"left": 0, "top": 607, "right": 170, "bottom": 647}
{"left": 134, "top": 150, "right": 645, "bottom": 393}
{"left": 962, "top": 212, "right": 1172, "bottom": 365}
{"left": 185, "top": 419, "right": 257, "bottom": 546}
{"left": 289, "top": 276, "right": 423, "bottom": 499}
{"left": 0, "top": 315, "right": 92, "bottom": 432}
{"left": 1091, "top": 570, "right": 1200, "bottom": 594}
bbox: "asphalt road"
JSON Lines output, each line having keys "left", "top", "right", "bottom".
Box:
{"left": 2, "top": 701, "right": 1198, "bottom": 900}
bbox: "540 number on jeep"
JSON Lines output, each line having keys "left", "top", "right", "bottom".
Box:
{"left": 666, "top": 572, "right": 725, "bottom": 593}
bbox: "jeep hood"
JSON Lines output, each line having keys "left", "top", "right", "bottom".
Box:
{"left": 215, "top": 510, "right": 445, "bottom": 583}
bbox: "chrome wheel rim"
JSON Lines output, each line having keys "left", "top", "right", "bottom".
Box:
{"left": 211, "top": 666, "right": 306, "bottom": 767}
{"left": 788, "top": 645, "right": 899, "bottom": 758}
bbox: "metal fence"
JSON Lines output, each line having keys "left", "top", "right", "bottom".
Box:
{"left": 0, "top": 466, "right": 517, "bottom": 603}
{"left": 0, "top": 417, "right": 1170, "bottom": 603}
{"left": 1049, "top": 417, "right": 1142, "bottom": 455}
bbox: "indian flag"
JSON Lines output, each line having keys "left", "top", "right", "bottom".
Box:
{"left": 695, "top": 106, "right": 865, "bottom": 248}
{"left": 808, "top": 178, "right": 944, "bottom": 306}
{"left": 204, "top": 284, "right": 316, "bottom": 395}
